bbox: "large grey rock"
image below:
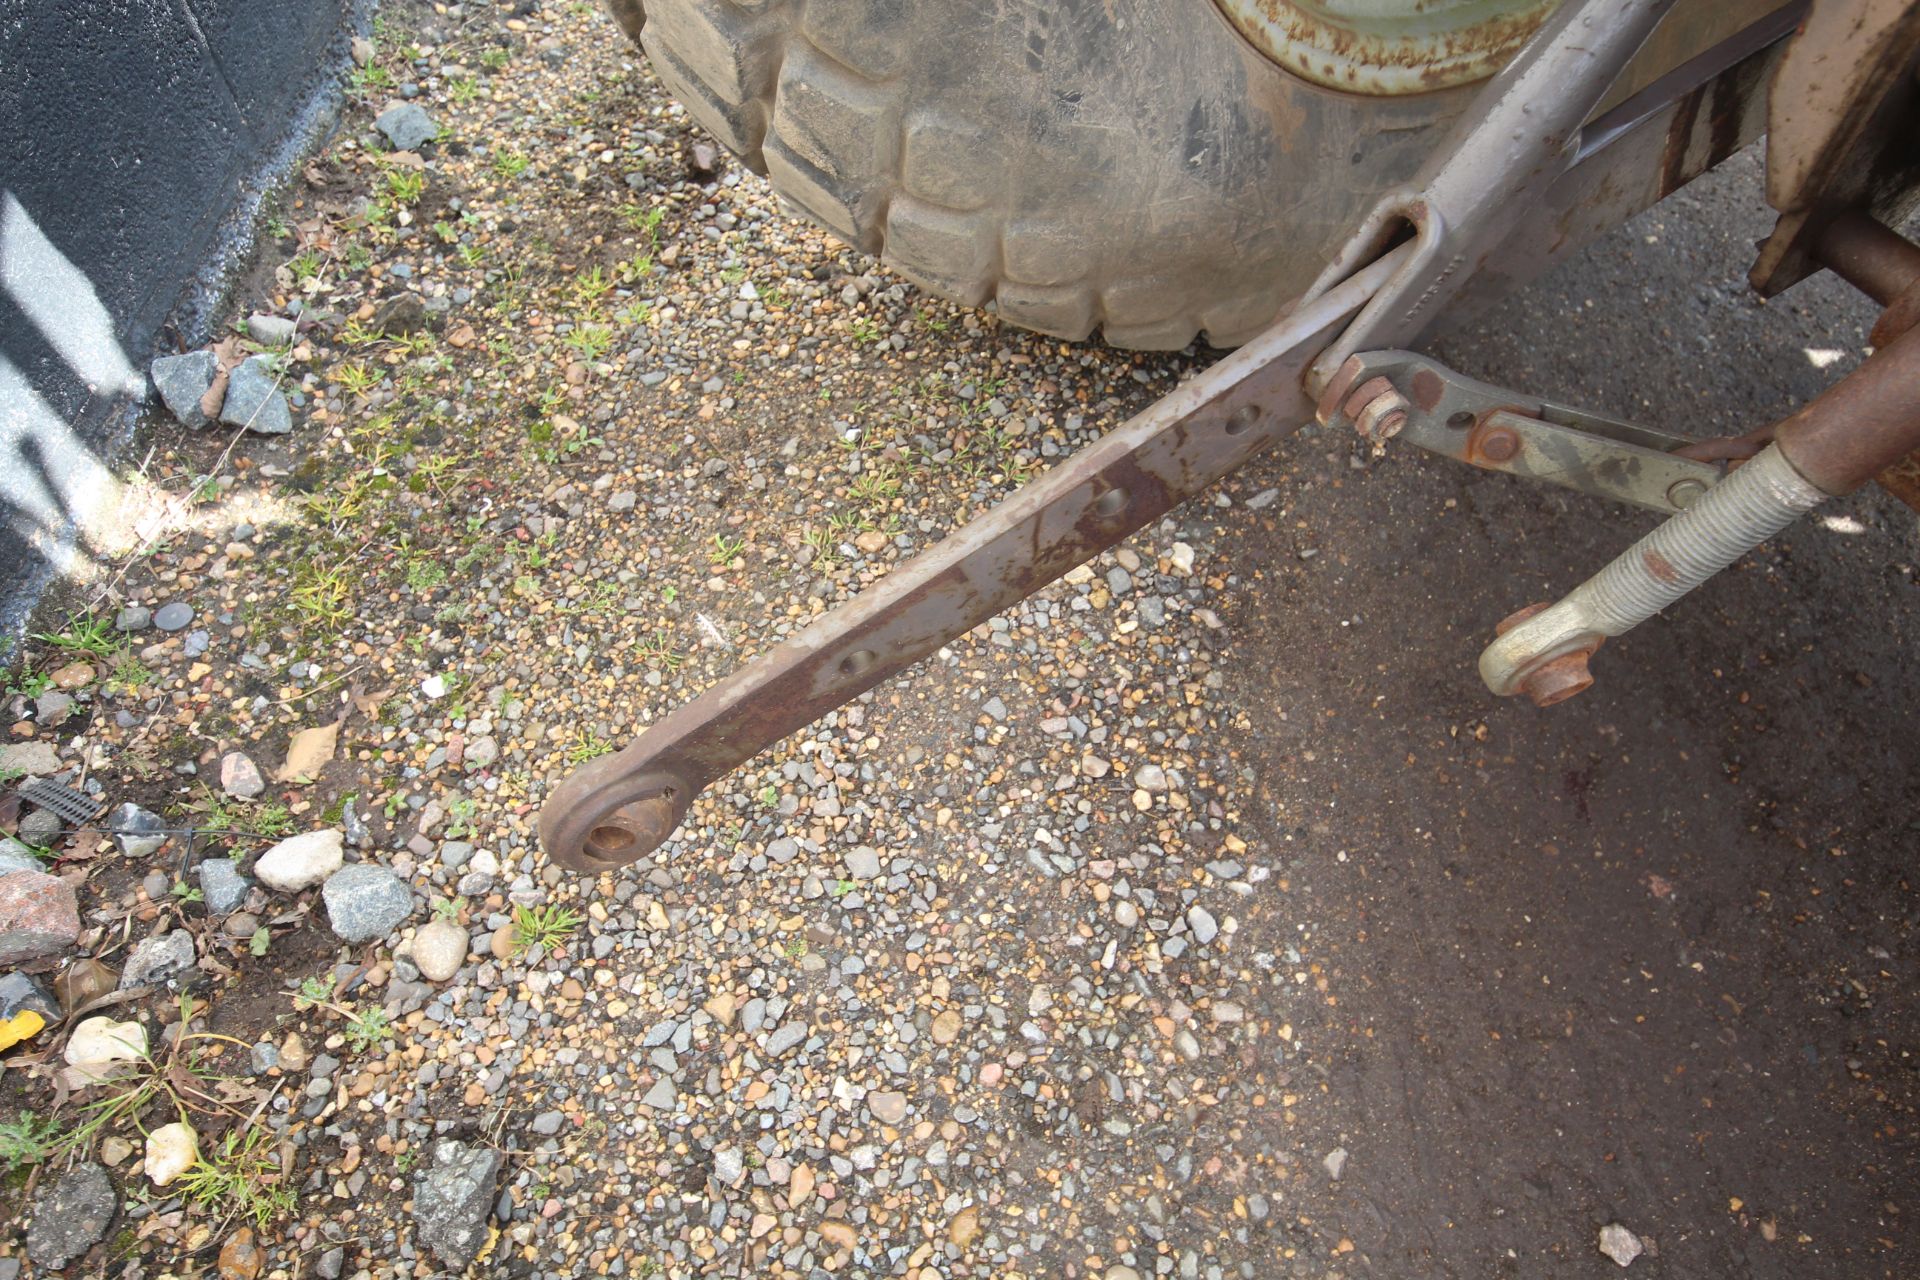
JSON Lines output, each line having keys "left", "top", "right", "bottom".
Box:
{"left": 25, "top": 1161, "right": 117, "bottom": 1270}
{"left": 219, "top": 355, "right": 292, "bottom": 435}
{"left": 119, "top": 930, "right": 196, "bottom": 990}
{"left": 253, "top": 829, "right": 343, "bottom": 891}
{"left": 150, "top": 350, "right": 220, "bottom": 429}
{"left": 107, "top": 802, "right": 167, "bottom": 858}
{"left": 197, "top": 858, "right": 250, "bottom": 915}
{"left": 376, "top": 102, "right": 438, "bottom": 151}
{"left": 321, "top": 863, "right": 413, "bottom": 942}
{"left": 0, "top": 869, "right": 80, "bottom": 965}
{"left": 414, "top": 1139, "right": 503, "bottom": 1267}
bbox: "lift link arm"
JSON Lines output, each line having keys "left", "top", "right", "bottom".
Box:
{"left": 539, "top": 248, "right": 1411, "bottom": 871}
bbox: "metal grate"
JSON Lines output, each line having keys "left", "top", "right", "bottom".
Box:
{"left": 18, "top": 777, "right": 101, "bottom": 828}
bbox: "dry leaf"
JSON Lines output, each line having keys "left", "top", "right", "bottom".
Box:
{"left": 275, "top": 722, "right": 339, "bottom": 783}
{"left": 350, "top": 684, "right": 394, "bottom": 719}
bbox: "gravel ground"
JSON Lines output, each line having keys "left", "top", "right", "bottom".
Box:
{"left": 2, "top": 2, "right": 1915, "bottom": 1278}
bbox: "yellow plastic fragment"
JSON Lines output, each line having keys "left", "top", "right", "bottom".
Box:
{"left": 0, "top": 1009, "right": 46, "bottom": 1050}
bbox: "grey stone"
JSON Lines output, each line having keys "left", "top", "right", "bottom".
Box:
{"left": 219, "top": 751, "right": 265, "bottom": 800}
{"left": 153, "top": 602, "right": 195, "bottom": 632}
{"left": 250, "top": 1041, "right": 280, "bottom": 1074}
{"left": 712, "top": 1147, "right": 745, "bottom": 1187}
{"left": 115, "top": 604, "right": 152, "bottom": 632}
{"left": 412, "top": 919, "right": 467, "bottom": 981}
{"left": 766, "top": 837, "right": 798, "bottom": 864}
{"left": 641, "top": 1077, "right": 677, "bottom": 1110}
{"left": 376, "top": 102, "right": 438, "bottom": 151}
{"left": 1598, "top": 1223, "right": 1644, "bottom": 1268}
{"left": 608, "top": 491, "right": 637, "bottom": 512}
{"left": 317, "top": 1246, "right": 346, "bottom": 1279}
{"left": 765, "top": 1021, "right": 808, "bottom": 1057}
{"left": 219, "top": 355, "right": 292, "bottom": 434}
{"left": 1186, "top": 904, "right": 1218, "bottom": 945}
{"left": 253, "top": 829, "right": 344, "bottom": 891}
{"left": 150, "top": 350, "right": 219, "bottom": 429}
{"left": 0, "top": 869, "right": 78, "bottom": 965}
{"left": 844, "top": 847, "right": 882, "bottom": 880}
{"left": 1322, "top": 1146, "right": 1348, "bottom": 1180}
{"left": 197, "top": 858, "right": 250, "bottom": 915}
{"left": 414, "top": 1139, "right": 503, "bottom": 1268}
{"left": 24, "top": 1161, "right": 117, "bottom": 1269}
{"left": 1133, "top": 764, "right": 1169, "bottom": 793}
{"left": 246, "top": 313, "right": 296, "bottom": 345}
{"left": 35, "top": 690, "right": 73, "bottom": 724}
{"left": 17, "top": 808, "right": 63, "bottom": 846}
{"left": 321, "top": 863, "right": 413, "bottom": 942}
{"left": 0, "top": 969, "right": 58, "bottom": 1022}
{"left": 463, "top": 735, "right": 499, "bottom": 770}
{"left": 531, "top": 1109, "right": 564, "bottom": 1136}
{"left": 372, "top": 292, "right": 427, "bottom": 335}
{"left": 0, "top": 838, "right": 41, "bottom": 875}
{"left": 119, "top": 930, "right": 196, "bottom": 989}
{"left": 107, "top": 802, "right": 168, "bottom": 857}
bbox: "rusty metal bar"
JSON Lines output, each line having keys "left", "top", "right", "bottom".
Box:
{"left": 1814, "top": 209, "right": 1920, "bottom": 305}
{"left": 1774, "top": 317, "right": 1920, "bottom": 495}
{"left": 540, "top": 246, "right": 1414, "bottom": 871}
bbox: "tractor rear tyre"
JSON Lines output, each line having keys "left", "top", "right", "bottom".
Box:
{"left": 612, "top": 0, "right": 1469, "bottom": 349}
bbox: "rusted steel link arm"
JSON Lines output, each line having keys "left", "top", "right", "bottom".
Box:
{"left": 539, "top": 246, "right": 1411, "bottom": 871}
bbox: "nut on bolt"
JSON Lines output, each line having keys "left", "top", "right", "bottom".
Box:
{"left": 1341, "top": 375, "right": 1410, "bottom": 442}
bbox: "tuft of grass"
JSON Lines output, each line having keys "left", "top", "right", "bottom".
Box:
{"left": 290, "top": 560, "right": 354, "bottom": 631}
{"left": 492, "top": 150, "right": 530, "bottom": 180}
{"left": 510, "top": 904, "right": 580, "bottom": 955}
{"left": 562, "top": 323, "right": 613, "bottom": 362}
{"left": 567, "top": 734, "right": 611, "bottom": 764}
{"left": 384, "top": 167, "right": 426, "bottom": 207}
{"left": 709, "top": 533, "right": 744, "bottom": 566}
{"left": 34, "top": 612, "right": 117, "bottom": 658}
{"left": 175, "top": 1126, "right": 296, "bottom": 1231}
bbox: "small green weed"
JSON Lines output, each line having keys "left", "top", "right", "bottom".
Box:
{"left": 0, "top": 1113, "right": 61, "bottom": 1175}
{"left": 510, "top": 904, "right": 580, "bottom": 955}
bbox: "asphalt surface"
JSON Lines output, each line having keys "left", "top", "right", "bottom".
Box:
{"left": 1208, "top": 147, "right": 1919, "bottom": 1275}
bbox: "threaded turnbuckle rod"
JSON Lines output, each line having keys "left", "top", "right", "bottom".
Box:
{"left": 1481, "top": 445, "right": 1826, "bottom": 705}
